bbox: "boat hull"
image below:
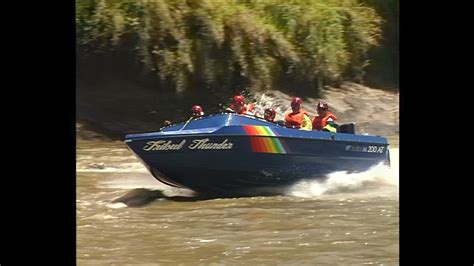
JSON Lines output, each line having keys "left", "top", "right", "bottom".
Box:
{"left": 126, "top": 131, "right": 389, "bottom": 196}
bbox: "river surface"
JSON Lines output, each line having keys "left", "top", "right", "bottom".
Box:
{"left": 77, "top": 132, "right": 399, "bottom": 265}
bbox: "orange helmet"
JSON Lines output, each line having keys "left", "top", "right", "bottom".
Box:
{"left": 233, "top": 95, "right": 245, "bottom": 105}
{"left": 192, "top": 105, "right": 203, "bottom": 113}
{"left": 191, "top": 105, "right": 204, "bottom": 117}
{"left": 264, "top": 108, "right": 276, "bottom": 121}
{"left": 291, "top": 97, "right": 302, "bottom": 109}
{"left": 317, "top": 101, "right": 328, "bottom": 110}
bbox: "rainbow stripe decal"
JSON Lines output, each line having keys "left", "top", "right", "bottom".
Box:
{"left": 243, "top": 125, "right": 287, "bottom": 154}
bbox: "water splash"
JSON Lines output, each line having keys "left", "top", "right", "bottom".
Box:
{"left": 106, "top": 202, "right": 128, "bottom": 209}
{"left": 76, "top": 162, "right": 149, "bottom": 173}
{"left": 286, "top": 148, "right": 398, "bottom": 198}
{"left": 251, "top": 92, "right": 290, "bottom": 122}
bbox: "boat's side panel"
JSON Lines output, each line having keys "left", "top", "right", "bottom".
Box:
{"left": 126, "top": 135, "right": 388, "bottom": 163}
{"left": 126, "top": 134, "right": 389, "bottom": 195}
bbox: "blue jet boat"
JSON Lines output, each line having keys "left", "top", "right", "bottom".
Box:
{"left": 125, "top": 113, "right": 390, "bottom": 196}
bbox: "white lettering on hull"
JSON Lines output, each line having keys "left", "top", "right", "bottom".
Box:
{"left": 143, "top": 139, "right": 234, "bottom": 151}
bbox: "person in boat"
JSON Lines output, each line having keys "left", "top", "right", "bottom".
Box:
{"left": 159, "top": 120, "right": 171, "bottom": 131}
{"left": 312, "top": 100, "right": 338, "bottom": 133}
{"left": 263, "top": 107, "right": 276, "bottom": 122}
{"left": 262, "top": 107, "right": 285, "bottom": 126}
{"left": 191, "top": 105, "right": 204, "bottom": 118}
{"left": 226, "top": 95, "right": 255, "bottom": 115}
{"left": 284, "top": 97, "right": 312, "bottom": 130}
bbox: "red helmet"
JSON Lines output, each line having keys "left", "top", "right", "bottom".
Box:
{"left": 264, "top": 108, "right": 276, "bottom": 121}
{"left": 291, "top": 97, "right": 302, "bottom": 109}
{"left": 317, "top": 101, "right": 328, "bottom": 110}
{"left": 233, "top": 95, "right": 245, "bottom": 105}
{"left": 192, "top": 105, "right": 203, "bottom": 113}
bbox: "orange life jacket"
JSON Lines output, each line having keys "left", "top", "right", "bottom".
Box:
{"left": 285, "top": 109, "right": 308, "bottom": 128}
{"left": 312, "top": 111, "right": 337, "bottom": 130}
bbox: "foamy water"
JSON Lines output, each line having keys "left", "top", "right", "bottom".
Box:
{"left": 287, "top": 148, "right": 399, "bottom": 198}
{"left": 76, "top": 163, "right": 148, "bottom": 173}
